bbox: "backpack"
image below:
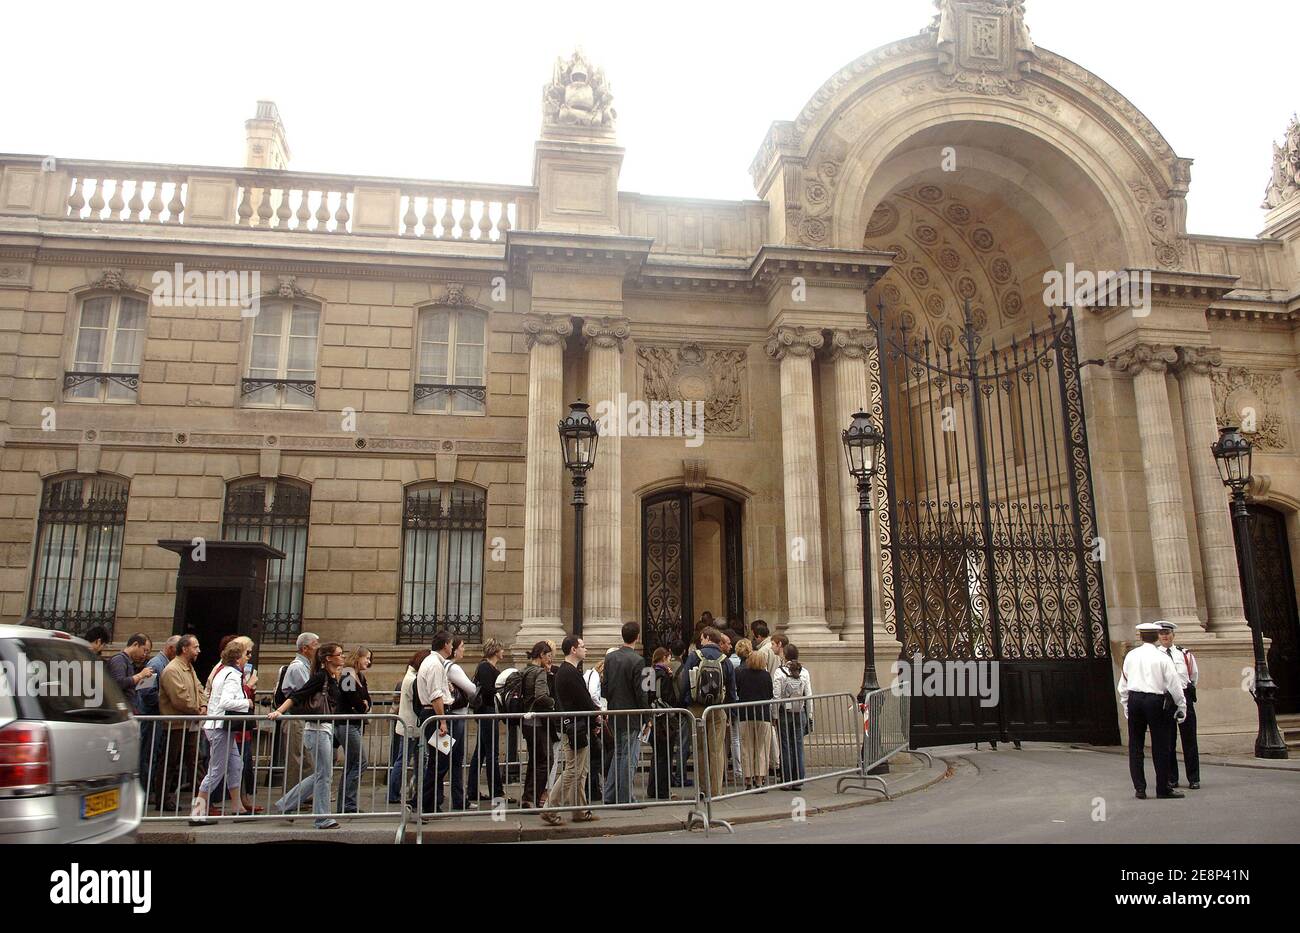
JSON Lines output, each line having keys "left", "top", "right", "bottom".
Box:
{"left": 272, "top": 664, "right": 289, "bottom": 707}
{"left": 443, "top": 658, "right": 470, "bottom": 712}
{"left": 690, "top": 650, "right": 726, "bottom": 706}
{"left": 497, "top": 668, "right": 525, "bottom": 714}
{"left": 653, "top": 666, "right": 679, "bottom": 708}
{"left": 778, "top": 666, "right": 807, "bottom": 700}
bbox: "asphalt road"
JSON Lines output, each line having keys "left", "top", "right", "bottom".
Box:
{"left": 560, "top": 744, "right": 1300, "bottom": 844}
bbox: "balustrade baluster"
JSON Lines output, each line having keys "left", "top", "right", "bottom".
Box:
{"left": 315, "top": 190, "right": 332, "bottom": 231}
{"left": 477, "top": 198, "right": 492, "bottom": 240}
{"left": 402, "top": 194, "right": 418, "bottom": 236}
{"left": 256, "top": 183, "right": 274, "bottom": 226}
{"left": 276, "top": 186, "right": 293, "bottom": 228}
{"left": 107, "top": 180, "right": 125, "bottom": 221}
{"left": 333, "top": 190, "right": 350, "bottom": 233}
{"left": 498, "top": 199, "right": 512, "bottom": 235}
{"left": 166, "top": 180, "right": 185, "bottom": 223}
{"left": 87, "top": 179, "right": 105, "bottom": 220}
{"left": 440, "top": 195, "right": 455, "bottom": 239}
{"left": 295, "top": 189, "right": 312, "bottom": 229}
{"left": 237, "top": 184, "right": 254, "bottom": 225}
{"left": 421, "top": 194, "right": 436, "bottom": 238}
{"left": 147, "top": 179, "right": 165, "bottom": 222}
{"left": 67, "top": 177, "right": 86, "bottom": 218}
{"left": 127, "top": 180, "right": 145, "bottom": 221}
{"left": 458, "top": 196, "right": 474, "bottom": 239}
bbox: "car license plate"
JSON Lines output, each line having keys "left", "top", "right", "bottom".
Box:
{"left": 81, "top": 788, "right": 120, "bottom": 819}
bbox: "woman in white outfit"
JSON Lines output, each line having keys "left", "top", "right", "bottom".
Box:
{"left": 192, "top": 639, "right": 254, "bottom": 823}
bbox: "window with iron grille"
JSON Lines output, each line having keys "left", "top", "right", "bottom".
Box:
{"left": 222, "top": 479, "right": 311, "bottom": 643}
{"left": 27, "top": 475, "right": 129, "bottom": 637}
{"left": 414, "top": 308, "right": 486, "bottom": 415}
{"left": 65, "top": 295, "right": 146, "bottom": 402}
{"left": 242, "top": 301, "right": 320, "bottom": 409}
{"left": 399, "top": 483, "right": 485, "bottom": 644}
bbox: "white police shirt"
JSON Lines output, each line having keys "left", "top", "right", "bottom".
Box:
{"left": 1118, "top": 642, "right": 1186, "bottom": 718}
{"left": 1164, "top": 645, "right": 1198, "bottom": 689}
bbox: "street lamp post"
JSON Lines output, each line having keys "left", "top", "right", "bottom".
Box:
{"left": 842, "top": 409, "right": 886, "bottom": 704}
{"left": 1211, "top": 424, "right": 1289, "bottom": 760}
{"left": 559, "top": 399, "right": 599, "bottom": 638}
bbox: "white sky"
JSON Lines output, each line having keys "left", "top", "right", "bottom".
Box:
{"left": 5, "top": 0, "right": 1293, "bottom": 238}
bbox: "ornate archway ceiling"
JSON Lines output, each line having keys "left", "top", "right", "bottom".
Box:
{"left": 864, "top": 181, "right": 1052, "bottom": 349}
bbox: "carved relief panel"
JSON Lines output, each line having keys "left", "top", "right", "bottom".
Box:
{"left": 635, "top": 342, "right": 749, "bottom": 437}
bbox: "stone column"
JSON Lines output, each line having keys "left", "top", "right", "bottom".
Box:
{"left": 829, "top": 329, "right": 877, "bottom": 641}
{"left": 765, "top": 325, "right": 834, "bottom": 642}
{"left": 1108, "top": 344, "right": 1201, "bottom": 626}
{"left": 1174, "top": 347, "right": 1249, "bottom": 632}
{"left": 581, "top": 316, "right": 630, "bottom": 646}
{"left": 515, "top": 313, "right": 572, "bottom": 648}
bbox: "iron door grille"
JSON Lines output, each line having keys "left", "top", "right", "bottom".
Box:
{"left": 27, "top": 475, "right": 129, "bottom": 637}
{"left": 399, "top": 483, "right": 486, "bottom": 643}
{"left": 222, "top": 480, "right": 311, "bottom": 643}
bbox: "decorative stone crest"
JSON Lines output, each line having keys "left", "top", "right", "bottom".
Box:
{"left": 543, "top": 50, "right": 615, "bottom": 130}
{"left": 275, "top": 274, "right": 307, "bottom": 298}
{"left": 432, "top": 282, "right": 470, "bottom": 306}
{"left": 581, "top": 316, "right": 631, "bottom": 352}
{"left": 522, "top": 313, "right": 573, "bottom": 349}
{"left": 637, "top": 343, "right": 748, "bottom": 435}
{"left": 1262, "top": 114, "right": 1300, "bottom": 210}
{"left": 930, "top": 0, "right": 1037, "bottom": 88}
{"left": 1211, "top": 366, "right": 1286, "bottom": 451}
{"left": 93, "top": 268, "right": 129, "bottom": 291}
{"left": 1107, "top": 343, "right": 1178, "bottom": 375}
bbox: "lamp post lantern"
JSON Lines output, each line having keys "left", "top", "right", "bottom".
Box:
{"left": 842, "top": 409, "right": 886, "bottom": 704}
{"left": 1211, "top": 424, "right": 1289, "bottom": 759}
{"left": 559, "top": 399, "right": 600, "bottom": 638}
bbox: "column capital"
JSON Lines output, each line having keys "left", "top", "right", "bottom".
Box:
{"left": 765, "top": 325, "right": 824, "bottom": 361}
{"left": 1107, "top": 343, "right": 1178, "bottom": 376}
{"left": 523, "top": 313, "right": 574, "bottom": 350}
{"left": 828, "top": 328, "right": 877, "bottom": 362}
{"left": 580, "top": 315, "right": 631, "bottom": 352}
{"left": 1172, "top": 345, "right": 1223, "bottom": 377}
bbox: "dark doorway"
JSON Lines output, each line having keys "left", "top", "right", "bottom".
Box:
{"left": 641, "top": 489, "right": 743, "bottom": 659}
{"left": 181, "top": 587, "right": 243, "bottom": 684}
{"left": 1233, "top": 504, "right": 1300, "bottom": 715}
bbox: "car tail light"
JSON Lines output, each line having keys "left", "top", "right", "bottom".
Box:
{"left": 0, "top": 722, "right": 51, "bottom": 789}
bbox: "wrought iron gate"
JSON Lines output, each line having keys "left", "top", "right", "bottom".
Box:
{"left": 872, "top": 301, "right": 1120, "bottom": 746}
{"left": 1233, "top": 504, "right": 1300, "bottom": 714}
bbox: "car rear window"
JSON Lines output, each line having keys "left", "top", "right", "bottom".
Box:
{"left": 9, "top": 639, "right": 130, "bottom": 724}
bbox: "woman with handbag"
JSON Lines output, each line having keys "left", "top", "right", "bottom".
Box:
{"left": 773, "top": 644, "right": 813, "bottom": 790}
{"left": 191, "top": 639, "right": 256, "bottom": 824}
{"left": 519, "top": 641, "right": 556, "bottom": 809}
{"left": 268, "top": 642, "right": 346, "bottom": 830}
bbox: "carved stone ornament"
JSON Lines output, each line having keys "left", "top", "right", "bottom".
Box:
{"left": 543, "top": 50, "right": 615, "bottom": 129}
{"left": 1107, "top": 343, "right": 1178, "bottom": 376}
{"left": 1211, "top": 366, "right": 1286, "bottom": 451}
{"left": 1129, "top": 181, "right": 1187, "bottom": 270}
{"left": 275, "top": 275, "right": 307, "bottom": 298}
{"left": 830, "top": 328, "right": 877, "bottom": 361}
{"left": 1172, "top": 346, "right": 1222, "bottom": 377}
{"left": 1262, "top": 114, "right": 1300, "bottom": 210}
{"left": 432, "top": 282, "right": 469, "bottom": 306}
{"left": 93, "top": 268, "right": 129, "bottom": 291}
{"left": 581, "top": 316, "right": 631, "bottom": 352}
{"left": 930, "top": 0, "right": 1037, "bottom": 84}
{"left": 790, "top": 133, "right": 849, "bottom": 246}
{"left": 522, "top": 313, "right": 573, "bottom": 349}
{"left": 637, "top": 343, "right": 748, "bottom": 435}
{"left": 764, "top": 326, "right": 825, "bottom": 361}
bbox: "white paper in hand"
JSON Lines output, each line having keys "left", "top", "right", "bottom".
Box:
{"left": 428, "top": 730, "right": 455, "bottom": 755}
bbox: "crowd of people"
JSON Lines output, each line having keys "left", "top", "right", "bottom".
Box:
{"left": 92, "top": 612, "right": 817, "bottom": 831}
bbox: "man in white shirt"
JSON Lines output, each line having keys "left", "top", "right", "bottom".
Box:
{"left": 278, "top": 631, "right": 318, "bottom": 789}
{"left": 413, "top": 631, "right": 453, "bottom": 816}
{"left": 1118, "top": 622, "right": 1187, "bottom": 799}
{"left": 1158, "top": 622, "right": 1201, "bottom": 789}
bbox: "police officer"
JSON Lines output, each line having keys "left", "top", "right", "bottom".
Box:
{"left": 1157, "top": 621, "right": 1200, "bottom": 789}
{"left": 1118, "top": 622, "right": 1187, "bottom": 799}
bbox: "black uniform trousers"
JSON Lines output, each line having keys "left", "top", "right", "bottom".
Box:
{"left": 1127, "top": 690, "right": 1174, "bottom": 795}
{"left": 1168, "top": 689, "right": 1199, "bottom": 785}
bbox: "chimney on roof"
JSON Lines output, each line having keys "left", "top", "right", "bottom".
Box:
{"left": 244, "top": 100, "right": 290, "bottom": 170}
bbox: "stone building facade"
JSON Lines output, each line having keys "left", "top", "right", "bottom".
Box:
{"left": 1, "top": 3, "right": 1298, "bottom": 752}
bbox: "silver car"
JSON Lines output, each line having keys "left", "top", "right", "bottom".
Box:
{"left": 0, "top": 624, "right": 143, "bottom": 843}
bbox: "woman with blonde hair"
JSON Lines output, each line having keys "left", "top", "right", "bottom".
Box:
{"left": 733, "top": 638, "right": 774, "bottom": 791}
{"left": 337, "top": 646, "right": 371, "bottom": 814}
{"left": 192, "top": 638, "right": 255, "bottom": 823}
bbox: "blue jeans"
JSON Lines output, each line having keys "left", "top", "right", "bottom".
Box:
{"left": 778, "top": 713, "right": 807, "bottom": 783}
{"left": 387, "top": 730, "right": 417, "bottom": 804}
{"left": 603, "top": 716, "right": 640, "bottom": 805}
{"left": 449, "top": 717, "right": 469, "bottom": 810}
{"left": 337, "top": 723, "right": 363, "bottom": 814}
{"left": 413, "top": 709, "right": 449, "bottom": 814}
{"left": 276, "top": 727, "right": 335, "bottom": 828}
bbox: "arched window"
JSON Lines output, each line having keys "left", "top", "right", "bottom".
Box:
{"left": 399, "top": 482, "right": 486, "bottom": 643}
{"left": 414, "top": 308, "right": 486, "bottom": 414}
{"left": 222, "top": 478, "right": 311, "bottom": 642}
{"left": 27, "top": 475, "right": 129, "bottom": 636}
{"left": 242, "top": 300, "right": 320, "bottom": 408}
{"left": 64, "top": 294, "right": 147, "bottom": 402}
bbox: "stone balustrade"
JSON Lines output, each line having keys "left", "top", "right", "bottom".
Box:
{"left": 0, "top": 155, "right": 537, "bottom": 241}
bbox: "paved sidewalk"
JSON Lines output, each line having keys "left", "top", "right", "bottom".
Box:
{"left": 137, "top": 751, "right": 948, "bottom": 844}
{"left": 1074, "top": 743, "right": 1300, "bottom": 772}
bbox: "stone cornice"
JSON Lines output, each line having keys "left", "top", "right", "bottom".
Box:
{"left": 505, "top": 230, "right": 653, "bottom": 284}
{"left": 1107, "top": 343, "right": 1179, "bottom": 376}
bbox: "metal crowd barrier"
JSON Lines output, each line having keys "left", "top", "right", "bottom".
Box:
{"left": 136, "top": 712, "right": 409, "bottom": 842}
{"left": 836, "top": 686, "right": 930, "bottom": 797}
{"left": 410, "top": 707, "right": 704, "bottom": 842}
{"left": 696, "top": 692, "right": 866, "bottom": 833}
